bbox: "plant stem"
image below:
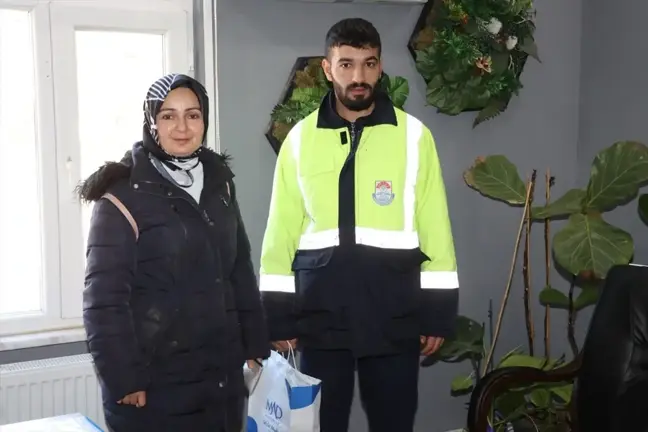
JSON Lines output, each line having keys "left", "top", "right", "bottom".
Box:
{"left": 523, "top": 170, "right": 537, "bottom": 356}
{"left": 482, "top": 178, "right": 535, "bottom": 377}
{"left": 488, "top": 300, "right": 493, "bottom": 373}
{"left": 567, "top": 276, "right": 579, "bottom": 357}
{"left": 544, "top": 171, "right": 554, "bottom": 359}
{"left": 470, "top": 355, "right": 480, "bottom": 385}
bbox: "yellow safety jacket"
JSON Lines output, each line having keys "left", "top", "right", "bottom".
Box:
{"left": 260, "top": 91, "right": 458, "bottom": 356}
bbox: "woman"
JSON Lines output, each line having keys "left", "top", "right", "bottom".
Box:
{"left": 79, "top": 74, "right": 269, "bottom": 431}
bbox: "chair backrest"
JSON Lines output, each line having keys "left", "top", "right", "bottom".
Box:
{"left": 575, "top": 264, "right": 648, "bottom": 431}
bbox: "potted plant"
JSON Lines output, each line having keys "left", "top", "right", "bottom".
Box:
{"left": 408, "top": 0, "right": 539, "bottom": 126}
{"left": 431, "top": 141, "right": 648, "bottom": 431}
{"left": 265, "top": 56, "right": 410, "bottom": 153}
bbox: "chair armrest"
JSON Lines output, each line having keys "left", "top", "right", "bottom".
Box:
{"left": 466, "top": 355, "right": 582, "bottom": 432}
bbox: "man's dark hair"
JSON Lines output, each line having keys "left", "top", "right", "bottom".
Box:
{"left": 325, "top": 18, "right": 381, "bottom": 57}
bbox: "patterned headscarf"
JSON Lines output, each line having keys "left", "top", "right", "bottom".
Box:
{"left": 142, "top": 73, "right": 209, "bottom": 163}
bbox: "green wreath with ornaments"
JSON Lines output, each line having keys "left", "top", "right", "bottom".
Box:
{"left": 411, "top": 0, "right": 539, "bottom": 127}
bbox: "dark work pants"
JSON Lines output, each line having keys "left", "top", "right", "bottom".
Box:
{"left": 300, "top": 346, "right": 420, "bottom": 432}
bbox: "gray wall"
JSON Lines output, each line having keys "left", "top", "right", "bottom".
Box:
{"left": 578, "top": 0, "right": 648, "bottom": 262}
{"left": 218, "top": 0, "right": 582, "bottom": 430}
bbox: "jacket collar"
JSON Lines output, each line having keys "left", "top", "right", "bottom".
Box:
{"left": 316, "top": 89, "right": 398, "bottom": 129}
{"left": 129, "top": 142, "right": 233, "bottom": 193}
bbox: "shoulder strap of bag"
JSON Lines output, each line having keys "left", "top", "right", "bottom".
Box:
{"left": 101, "top": 192, "right": 139, "bottom": 241}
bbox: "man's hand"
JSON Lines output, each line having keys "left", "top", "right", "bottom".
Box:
{"left": 420, "top": 336, "right": 444, "bottom": 356}
{"left": 117, "top": 391, "right": 146, "bottom": 408}
{"left": 272, "top": 339, "right": 297, "bottom": 352}
{"left": 246, "top": 358, "right": 263, "bottom": 369}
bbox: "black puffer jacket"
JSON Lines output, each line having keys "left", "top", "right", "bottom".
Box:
{"left": 81, "top": 142, "right": 269, "bottom": 431}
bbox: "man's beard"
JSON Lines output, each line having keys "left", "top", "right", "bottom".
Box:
{"left": 333, "top": 81, "right": 376, "bottom": 112}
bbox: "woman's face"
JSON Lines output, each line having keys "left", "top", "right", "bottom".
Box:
{"left": 156, "top": 87, "right": 205, "bottom": 157}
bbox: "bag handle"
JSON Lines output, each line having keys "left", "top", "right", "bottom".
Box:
{"left": 286, "top": 343, "right": 297, "bottom": 369}
{"left": 247, "top": 363, "right": 265, "bottom": 395}
{"left": 247, "top": 345, "right": 297, "bottom": 396}
{"left": 102, "top": 193, "right": 139, "bottom": 240}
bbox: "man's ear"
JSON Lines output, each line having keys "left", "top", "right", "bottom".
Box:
{"left": 321, "top": 58, "right": 333, "bottom": 82}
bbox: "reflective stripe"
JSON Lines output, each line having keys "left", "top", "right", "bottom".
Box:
{"left": 421, "top": 271, "right": 459, "bottom": 289}
{"left": 404, "top": 114, "right": 422, "bottom": 233}
{"left": 288, "top": 122, "right": 306, "bottom": 211}
{"left": 298, "top": 227, "right": 419, "bottom": 250}
{"left": 259, "top": 274, "right": 295, "bottom": 293}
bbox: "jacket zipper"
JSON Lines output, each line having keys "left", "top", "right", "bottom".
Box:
{"left": 350, "top": 122, "right": 358, "bottom": 150}
{"left": 338, "top": 122, "right": 362, "bottom": 247}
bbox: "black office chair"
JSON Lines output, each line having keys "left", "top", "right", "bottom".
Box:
{"left": 466, "top": 264, "right": 648, "bottom": 431}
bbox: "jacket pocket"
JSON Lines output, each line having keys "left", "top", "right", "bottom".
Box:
{"left": 367, "top": 248, "right": 429, "bottom": 318}
{"left": 291, "top": 248, "right": 336, "bottom": 311}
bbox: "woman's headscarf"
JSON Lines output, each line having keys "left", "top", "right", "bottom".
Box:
{"left": 142, "top": 73, "right": 209, "bottom": 163}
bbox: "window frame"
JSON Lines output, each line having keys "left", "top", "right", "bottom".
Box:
{"left": 0, "top": 0, "right": 215, "bottom": 343}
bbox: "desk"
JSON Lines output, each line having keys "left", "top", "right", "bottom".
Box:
{"left": 0, "top": 414, "right": 103, "bottom": 431}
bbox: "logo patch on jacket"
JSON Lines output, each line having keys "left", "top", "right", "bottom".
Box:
{"left": 372, "top": 180, "right": 395, "bottom": 206}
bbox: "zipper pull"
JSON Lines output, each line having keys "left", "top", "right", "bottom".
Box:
{"left": 220, "top": 195, "right": 229, "bottom": 207}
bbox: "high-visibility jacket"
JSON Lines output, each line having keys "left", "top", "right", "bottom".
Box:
{"left": 259, "top": 91, "right": 459, "bottom": 356}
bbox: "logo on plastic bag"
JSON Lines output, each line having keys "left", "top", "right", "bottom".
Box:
{"left": 266, "top": 400, "right": 284, "bottom": 420}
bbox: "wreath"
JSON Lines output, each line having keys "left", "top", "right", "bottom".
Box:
{"left": 410, "top": 0, "right": 539, "bottom": 127}
{"left": 266, "top": 57, "right": 410, "bottom": 153}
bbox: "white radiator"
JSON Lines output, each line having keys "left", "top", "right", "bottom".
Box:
{"left": 0, "top": 354, "right": 106, "bottom": 430}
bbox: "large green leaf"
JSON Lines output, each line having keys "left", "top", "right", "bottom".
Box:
{"left": 415, "top": 46, "right": 436, "bottom": 80}
{"left": 464, "top": 155, "right": 527, "bottom": 204}
{"left": 425, "top": 75, "right": 447, "bottom": 107}
{"left": 422, "top": 315, "right": 484, "bottom": 367}
{"left": 584, "top": 141, "right": 648, "bottom": 212}
{"left": 531, "top": 188, "right": 585, "bottom": 219}
{"left": 472, "top": 99, "right": 506, "bottom": 128}
{"left": 383, "top": 75, "right": 409, "bottom": 109}
{"left": 497, "top": 346, "right": 524, "bottom": 365}
{"left": 553, "top": 213, "right": 633, "bottom": 278}
{"left": 491, "top": 52, "right": 510, "bottom": 75}
{"left": 427, "top": 82, "right": 463, "bottom": 114}
{"left": 450, "top": 374, "right": 474, "bottom": 393}
{"left": 290, "top": 87, "right": 327, "bottom": 103}
{"left": 519, "top": 36, "right": 540, "bottom": 62}
{"left": 497, "top": 354, "right": 548, "bottom": 369}
{"left": 574, "top": 286, "right": 600, "bottom": 310}
{"left": 494, "top": 390, "right": 528, "bottom": 420}
{"left": 539, "top": 286, "right": 570, "bottom": 309}
{"left": 529, "top": 388, "right": 551, "bottom": 408}
{"left": 436, "top": 316, "right": 484, "bottom": 361}
{"left": 550, "top": 384, "right": 573, "bottom": 402}
{"left": 639, "top": 193, "right": 648, "bottom": 225}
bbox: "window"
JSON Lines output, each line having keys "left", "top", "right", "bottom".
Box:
{"left": 0, "top": 0, "right": 196, "bottom": 338}
{"left": 76, "top": 31, "right": 166, "bottom": 255}
{"left": 0, "top": 9, "right": 42, "bottom": 316}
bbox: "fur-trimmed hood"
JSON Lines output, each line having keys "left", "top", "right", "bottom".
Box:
{"left": 76, "top": 142, "right": 232, "bottom": 203}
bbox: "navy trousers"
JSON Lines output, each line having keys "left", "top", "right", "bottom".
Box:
{"left": 300, "top": 345, "right": 420, "bottom": 432}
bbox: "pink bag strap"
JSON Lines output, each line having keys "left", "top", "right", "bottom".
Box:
{"left": 101, "top": 193, "right": 139, "bottom": 241}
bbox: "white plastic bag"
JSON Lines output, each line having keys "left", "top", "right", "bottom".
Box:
{"left": 246, "top": 348, "right": 321, "bottom": 432}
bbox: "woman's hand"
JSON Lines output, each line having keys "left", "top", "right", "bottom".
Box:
{"left": 117, "top": 391, "right": 146, "bottom": 408}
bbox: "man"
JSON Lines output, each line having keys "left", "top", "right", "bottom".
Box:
{"left": 259, "top": 18, "right": 459, "bottom": 432}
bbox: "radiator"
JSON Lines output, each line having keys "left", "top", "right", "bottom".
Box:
{"left": 0, "top": 354, "right": 106, "bottom": 430}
